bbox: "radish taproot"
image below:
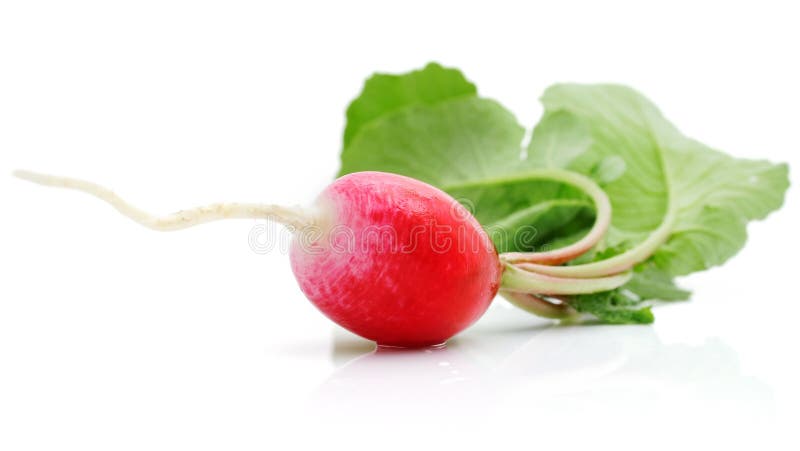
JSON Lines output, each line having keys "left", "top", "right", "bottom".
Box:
{"left": 15, "top": 169, "right": 629, "bottom": 347}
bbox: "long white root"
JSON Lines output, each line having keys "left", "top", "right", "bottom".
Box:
{"left": 14, "top": 170, "right": 313, "bottom": 231}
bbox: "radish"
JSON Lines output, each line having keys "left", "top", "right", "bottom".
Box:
{"left": 14, "top": 169, "right": 627, "bottom": 346}
{"left": 289, "top": 172, "right": 502, "bottom": 347}
{"left": 14, "top": 170, "right": 503, "bottom": 347}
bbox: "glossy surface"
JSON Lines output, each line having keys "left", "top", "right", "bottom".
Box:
{"left": 290, "top": 172, "right": 501, "bottom": 347}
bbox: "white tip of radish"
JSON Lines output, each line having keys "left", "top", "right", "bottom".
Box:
{"left": 14, "top": 169, "right": 314, "bottom": 232}
{"left": 14, "top": 169, "right": 46, "bottom": 183}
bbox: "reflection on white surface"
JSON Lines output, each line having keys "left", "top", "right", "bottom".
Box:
{"left": 311, "top": 305, "right": 774, "bottom": 427}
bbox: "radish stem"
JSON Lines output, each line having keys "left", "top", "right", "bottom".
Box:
{"left": 14, "top": 170, "right": 313, "bottom": 231}
{"left": 501, "top": 262, "right": 632, "bottom": 295}
{"left": 501, "top": 291, "right": 577, "bottom": 319}
{"left": 502, "top": 208, "right": 676, "bottom": 278}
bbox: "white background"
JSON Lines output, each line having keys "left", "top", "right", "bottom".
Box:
{"left": 1, "top": 1, "right": 798, "bottom": 449}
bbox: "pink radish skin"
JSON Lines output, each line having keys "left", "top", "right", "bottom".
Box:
{"left": 291, "top": 172, "right": 502, "bottom": 348}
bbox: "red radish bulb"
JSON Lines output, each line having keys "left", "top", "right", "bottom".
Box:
{"left": 291, "top": 172, "right": 502, "bottom": 347}
{"left": 14, "top": 170, "right": 502, "bottom": 348}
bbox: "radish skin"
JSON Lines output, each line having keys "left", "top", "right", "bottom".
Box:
{"left": 290, "top": 172, "right": 502, "bottom": 347}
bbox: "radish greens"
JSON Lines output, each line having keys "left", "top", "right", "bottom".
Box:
{"left": 338, "top": 63, "right": 789, "bottom": 324}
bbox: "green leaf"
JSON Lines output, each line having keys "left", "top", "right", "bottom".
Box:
{"left": 341, "top": 96, "right": 526, "bottom": 186}
{"left": 591, "top": 156, "right": 627, "bottom": 185}
{"left": 342, "top": 62, "right": 477, "bottom": 148}
{"left": 524, "top": 111, "right": 592, "bottom": 170}
{"left": 569, "top": 291, "right": 655, "bottom": 324}
{"left": 625, "top": 262, "right": 691, "bottom": 301}
{"left": 652, "top": 206, "right": 747, "bottom": 276}
{"left": 538, "top": 84, "right": 790, "bottom": 275}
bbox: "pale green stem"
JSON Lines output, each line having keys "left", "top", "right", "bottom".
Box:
{"left": 504, "top": 208, "right": 677, "bottom": 278}
{"left": 501, "top": 290, "right": 577, "bottom": 319}
{"left": 501, "top": 263, "right": 632, "bottom": 295}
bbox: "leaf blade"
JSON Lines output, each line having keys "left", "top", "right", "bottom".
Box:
{"left": 342, "top": 62, "right": 477, "bottom": 148}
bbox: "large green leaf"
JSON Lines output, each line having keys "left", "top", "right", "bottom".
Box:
{"left": 538, "top": 84, "right": 789, "bottom": 275}
{"left": 343, "top": 62, "right": 477, "bottom": 147}
{"left": 341, "top": 96, "right": 526, "bottom": 186}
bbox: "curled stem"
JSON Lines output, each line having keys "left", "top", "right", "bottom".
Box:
{"left": 501, "top": 262, "right": 632, "bottom": 295}
{"left": 14, "top": 170, "right": 313, "bottom": 231}
{"left": 494, "top": 169, "right": 612, "bottom": 265}
{"left": 504, "top": 209, "right": 676, "bottom": 278}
